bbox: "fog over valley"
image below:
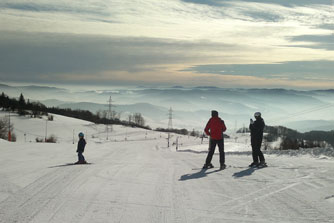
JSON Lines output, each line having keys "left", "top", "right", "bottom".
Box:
{"left": 1, "top": 83, "right": 333, "bottom": 133}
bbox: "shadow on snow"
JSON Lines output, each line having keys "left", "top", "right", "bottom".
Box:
{"left": 179, "top": 168, "right": 222, "bottom": 181}
{"left": 48, "top": 163, "right": 92, "bottom": 168}
{"left": 232, "top": 167, "right": 255, "bottom": 178}
{"left": 179, "top": 166, "right": 258, "bottom": 181}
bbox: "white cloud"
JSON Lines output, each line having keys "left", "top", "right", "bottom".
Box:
{"left": 0, "top": 0, "right": 333, "bottom": 41}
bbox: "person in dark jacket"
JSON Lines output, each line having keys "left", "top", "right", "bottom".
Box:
{"left": 203, "top": 110, "right": 227, "bottom": 170}
{"left": 75, "top": 132, "right": 87, "bottom": 164}
{"left": 249, "top": 112, "right": 266, "bottom": 167}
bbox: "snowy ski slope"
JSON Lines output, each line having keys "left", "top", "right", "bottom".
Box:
{"left": 0, "top": 113, "right": 333, "bottom": 223}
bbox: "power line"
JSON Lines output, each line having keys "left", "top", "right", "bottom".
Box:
{"left": 105, "top": 96, "right": 115, "bottom": 140}
{"left": 168, "top": 107, "right": 173, "bottom": 130}
{"left": 167, "top": 107, "right": 173, "bottom": 148}
{"left": 267, "top": 102, "right": 334, "bottom": 124}
{"left": 107, "top": 96, "right": 112, "bottom": 140}
{"left": 8, "top": 111, "right": 12, "bottom": 141}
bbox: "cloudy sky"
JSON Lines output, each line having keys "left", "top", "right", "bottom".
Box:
{"left": 0, "top": 0, "right": 333, "bottom": 89}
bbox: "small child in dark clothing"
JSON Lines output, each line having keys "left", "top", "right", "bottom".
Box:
{"left": 75, "top": 132, "right": 87, "bottom": 164}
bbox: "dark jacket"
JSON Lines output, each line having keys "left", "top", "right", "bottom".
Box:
{"left": 77, "top": 138, "right": 86, "bottom": 153}
{"left": 205, "top": 117, "right": 227, "bottom": 140}
{"left": 249, "top": 117, "right": 265, "bottom": 144}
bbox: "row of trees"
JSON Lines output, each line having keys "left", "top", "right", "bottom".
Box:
{"left": 155, "top": 127, "right": 189, "bottom": 136}
{"left": 0, "top": 93, "right": 47, "bottom": 117}
{"left": 264, "top": 125, "right": 333, "bottom": 149}
{"left": 128, "top": 113, "right": 146, "bottom": 127}
{"left": 96, "top": 110, "right": 146, "bottom": 127}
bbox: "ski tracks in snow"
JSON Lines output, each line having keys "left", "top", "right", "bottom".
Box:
{"left": 0, "top": 141, "right": 334, "bottom": 223}
{"left": 174, "top": 152, "right": 334, "bottom": 223}
{"left": 0, "top": 165, "right": 88, "bottom": 222}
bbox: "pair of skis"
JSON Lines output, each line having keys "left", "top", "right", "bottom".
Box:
{"left": 198, "top": 163, "right": 268, "bottom": 170}
{"left": 249, "top": 163, "right": 268, "bottom": 169}
{"left": 200, "top": 164, "right": 227, "bottom": 171}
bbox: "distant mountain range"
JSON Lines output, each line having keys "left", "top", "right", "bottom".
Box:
{"left": 1, "top": 83, "right": 333, "bottom": 131}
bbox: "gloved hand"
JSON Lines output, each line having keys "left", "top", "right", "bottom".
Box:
{"left": 250, "top": 118, "right": 254, "bottom": 124}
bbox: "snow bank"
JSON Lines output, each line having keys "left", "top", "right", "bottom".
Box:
{"left": 264, "top": 147, "right": 334, "bottom": 158}
{"left": 177, "top": 133, "right": 334, "bottom": 159}
{"left": 0, "top": 138, "right": 9, "bottom": 143}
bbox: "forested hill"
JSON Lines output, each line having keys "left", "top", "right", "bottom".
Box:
{"left": 0, "top": 92, "right": 150, "bottom": 130}
{"left": 238, "top": 125, "right": 334, "bottom": 149}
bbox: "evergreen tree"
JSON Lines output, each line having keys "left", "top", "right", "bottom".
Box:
{"left": 18, "top": 93, "right": 27, "bottom": 116}
{"left": 19, "top": 93, "right": 26, "bottom": 106}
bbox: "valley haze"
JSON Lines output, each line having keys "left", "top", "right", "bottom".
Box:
{"left": 1, "top": 83, "right": 333, "bottom": 133}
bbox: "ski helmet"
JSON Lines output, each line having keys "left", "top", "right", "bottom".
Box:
{"left": 254, "top": 112, "right": 261, "bottom": 118}
{"left": 78, "top": 132, "right": 84, "bottom": 137}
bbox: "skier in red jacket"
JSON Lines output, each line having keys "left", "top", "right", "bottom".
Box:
{"left": 203, "top": 110, "right": 227, "bottom": 170}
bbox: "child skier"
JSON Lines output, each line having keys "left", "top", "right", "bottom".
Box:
{"left": 75, "top": 132, "right": 87, "bottom": 164}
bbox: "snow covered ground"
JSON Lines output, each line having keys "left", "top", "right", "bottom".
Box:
{"left": 0, "top": 112, "right": 334, "bottom": 222}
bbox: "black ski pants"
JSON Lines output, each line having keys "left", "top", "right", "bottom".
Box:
{"left": 251, "top": 138, "right": 265, "bottom": 163}
{"left": 205, "top": 138, "right": 225, "bottom": 166}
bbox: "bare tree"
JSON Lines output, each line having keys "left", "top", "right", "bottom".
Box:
{"left": 0, "top": 117, "right": 14, "bottom": 141}
{"left": 128, "top": 114, "right": 133, "bottom": 123}
{"left": 133, "top": 113, "right": 145, "bottom": 126}
{"left": 110, "top": 110, "right": 118, "bottom": 119}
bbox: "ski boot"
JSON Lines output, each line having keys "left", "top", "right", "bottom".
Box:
{"left": 220, "top": 164, "right": 226, "bottom": 170}
{"left": 256, "top": 161, "right": 267, "bottom": 168}
{"left": 249, "top": 162, "right": 259, "bottom": 168}
{"left": 76, "top": 160, "right": 87, "bottom": 164}
{"left": 203, "top": 163, "right": 214, "bottom": 169}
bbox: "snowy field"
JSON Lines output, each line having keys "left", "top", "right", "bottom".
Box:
{"left": 0, "top": 112, "right": 334, "bottom": 223}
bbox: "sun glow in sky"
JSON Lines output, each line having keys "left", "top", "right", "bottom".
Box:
{"left": 0, "top": 0, "right": 333, "bottom": 89}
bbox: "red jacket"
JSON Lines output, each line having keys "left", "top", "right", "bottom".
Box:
{"left": 204, "top": 117, "right": 227, "bottom": 140}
